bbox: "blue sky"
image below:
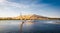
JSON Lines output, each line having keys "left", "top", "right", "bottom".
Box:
{"left": 0, "top": 0, "right": 60, "bottom": 18}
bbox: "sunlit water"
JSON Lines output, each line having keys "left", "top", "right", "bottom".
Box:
{"left": 0, "top": 20, "right": 60, "bottom": 33}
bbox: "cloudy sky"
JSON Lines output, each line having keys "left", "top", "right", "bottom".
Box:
{"left": 0, "top": 0, "right": 60, "bottom": 18}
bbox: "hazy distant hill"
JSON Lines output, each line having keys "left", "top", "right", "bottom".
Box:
{"left": 15, "top": 14, "right": 60, "bottom": 20}
{"left": 16, "top": 14, "right": 49, "bottom": 20}
{"left": 0, "top": 14, "right": 60, "bottom": 20}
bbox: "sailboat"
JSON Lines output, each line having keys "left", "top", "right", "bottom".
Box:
{"left": 19, "top": 12, "right": 35, "bottom": 33}
{"left": 20, "top": 12, "right": 25, "bottom": 33}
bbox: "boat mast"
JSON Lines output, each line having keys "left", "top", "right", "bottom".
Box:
{"left": 20, "top": 12, "right": 22, "bottom": 20}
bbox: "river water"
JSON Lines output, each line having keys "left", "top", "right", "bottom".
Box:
{"left": 0, "top": 20, "right": 60, "bottom": 33}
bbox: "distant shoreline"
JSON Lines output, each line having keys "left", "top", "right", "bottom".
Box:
{"left": 0, "top": 14, "right": 60, "bottom": 20}
{"left": 0, "top": 19, "right": 60, "bottom": 20}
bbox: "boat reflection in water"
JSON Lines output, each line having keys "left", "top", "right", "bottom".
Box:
{"left": 19, "top": 20, "right": 60, "bottom": 33}
{"left": 0, "top": 20, "right": 60, "bottom": 33}
{"left": 19, "top": 20, "right": 34, "bottom": 33}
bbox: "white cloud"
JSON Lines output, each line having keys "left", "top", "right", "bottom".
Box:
{"left": 0, "top": 0, "right": 60, "bottom": 18}
{"left": 0, "top": 0, "right": 6, "bottom": 3}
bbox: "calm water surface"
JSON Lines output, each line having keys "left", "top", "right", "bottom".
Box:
{"left": 0, "top": 20, "right": 60, "bottom": 33}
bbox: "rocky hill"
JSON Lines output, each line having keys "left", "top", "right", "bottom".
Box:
{"left": 15, "top": 14, "right": 49, "bottom": 20}
{"left": 15, "top": 14, "right": 60, "bottom": 20}
{"left": 0, "top": 14, "right": 60, "bottom": 20}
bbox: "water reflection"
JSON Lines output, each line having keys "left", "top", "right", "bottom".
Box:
{"left": 44, "top": 20, "right": 60, "bottom": 24}
{"left": 19, "top": 20, "right": 34, "bottom": 33}
{"left": 0, "top": 20, "right": 60, "bottom": 33}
